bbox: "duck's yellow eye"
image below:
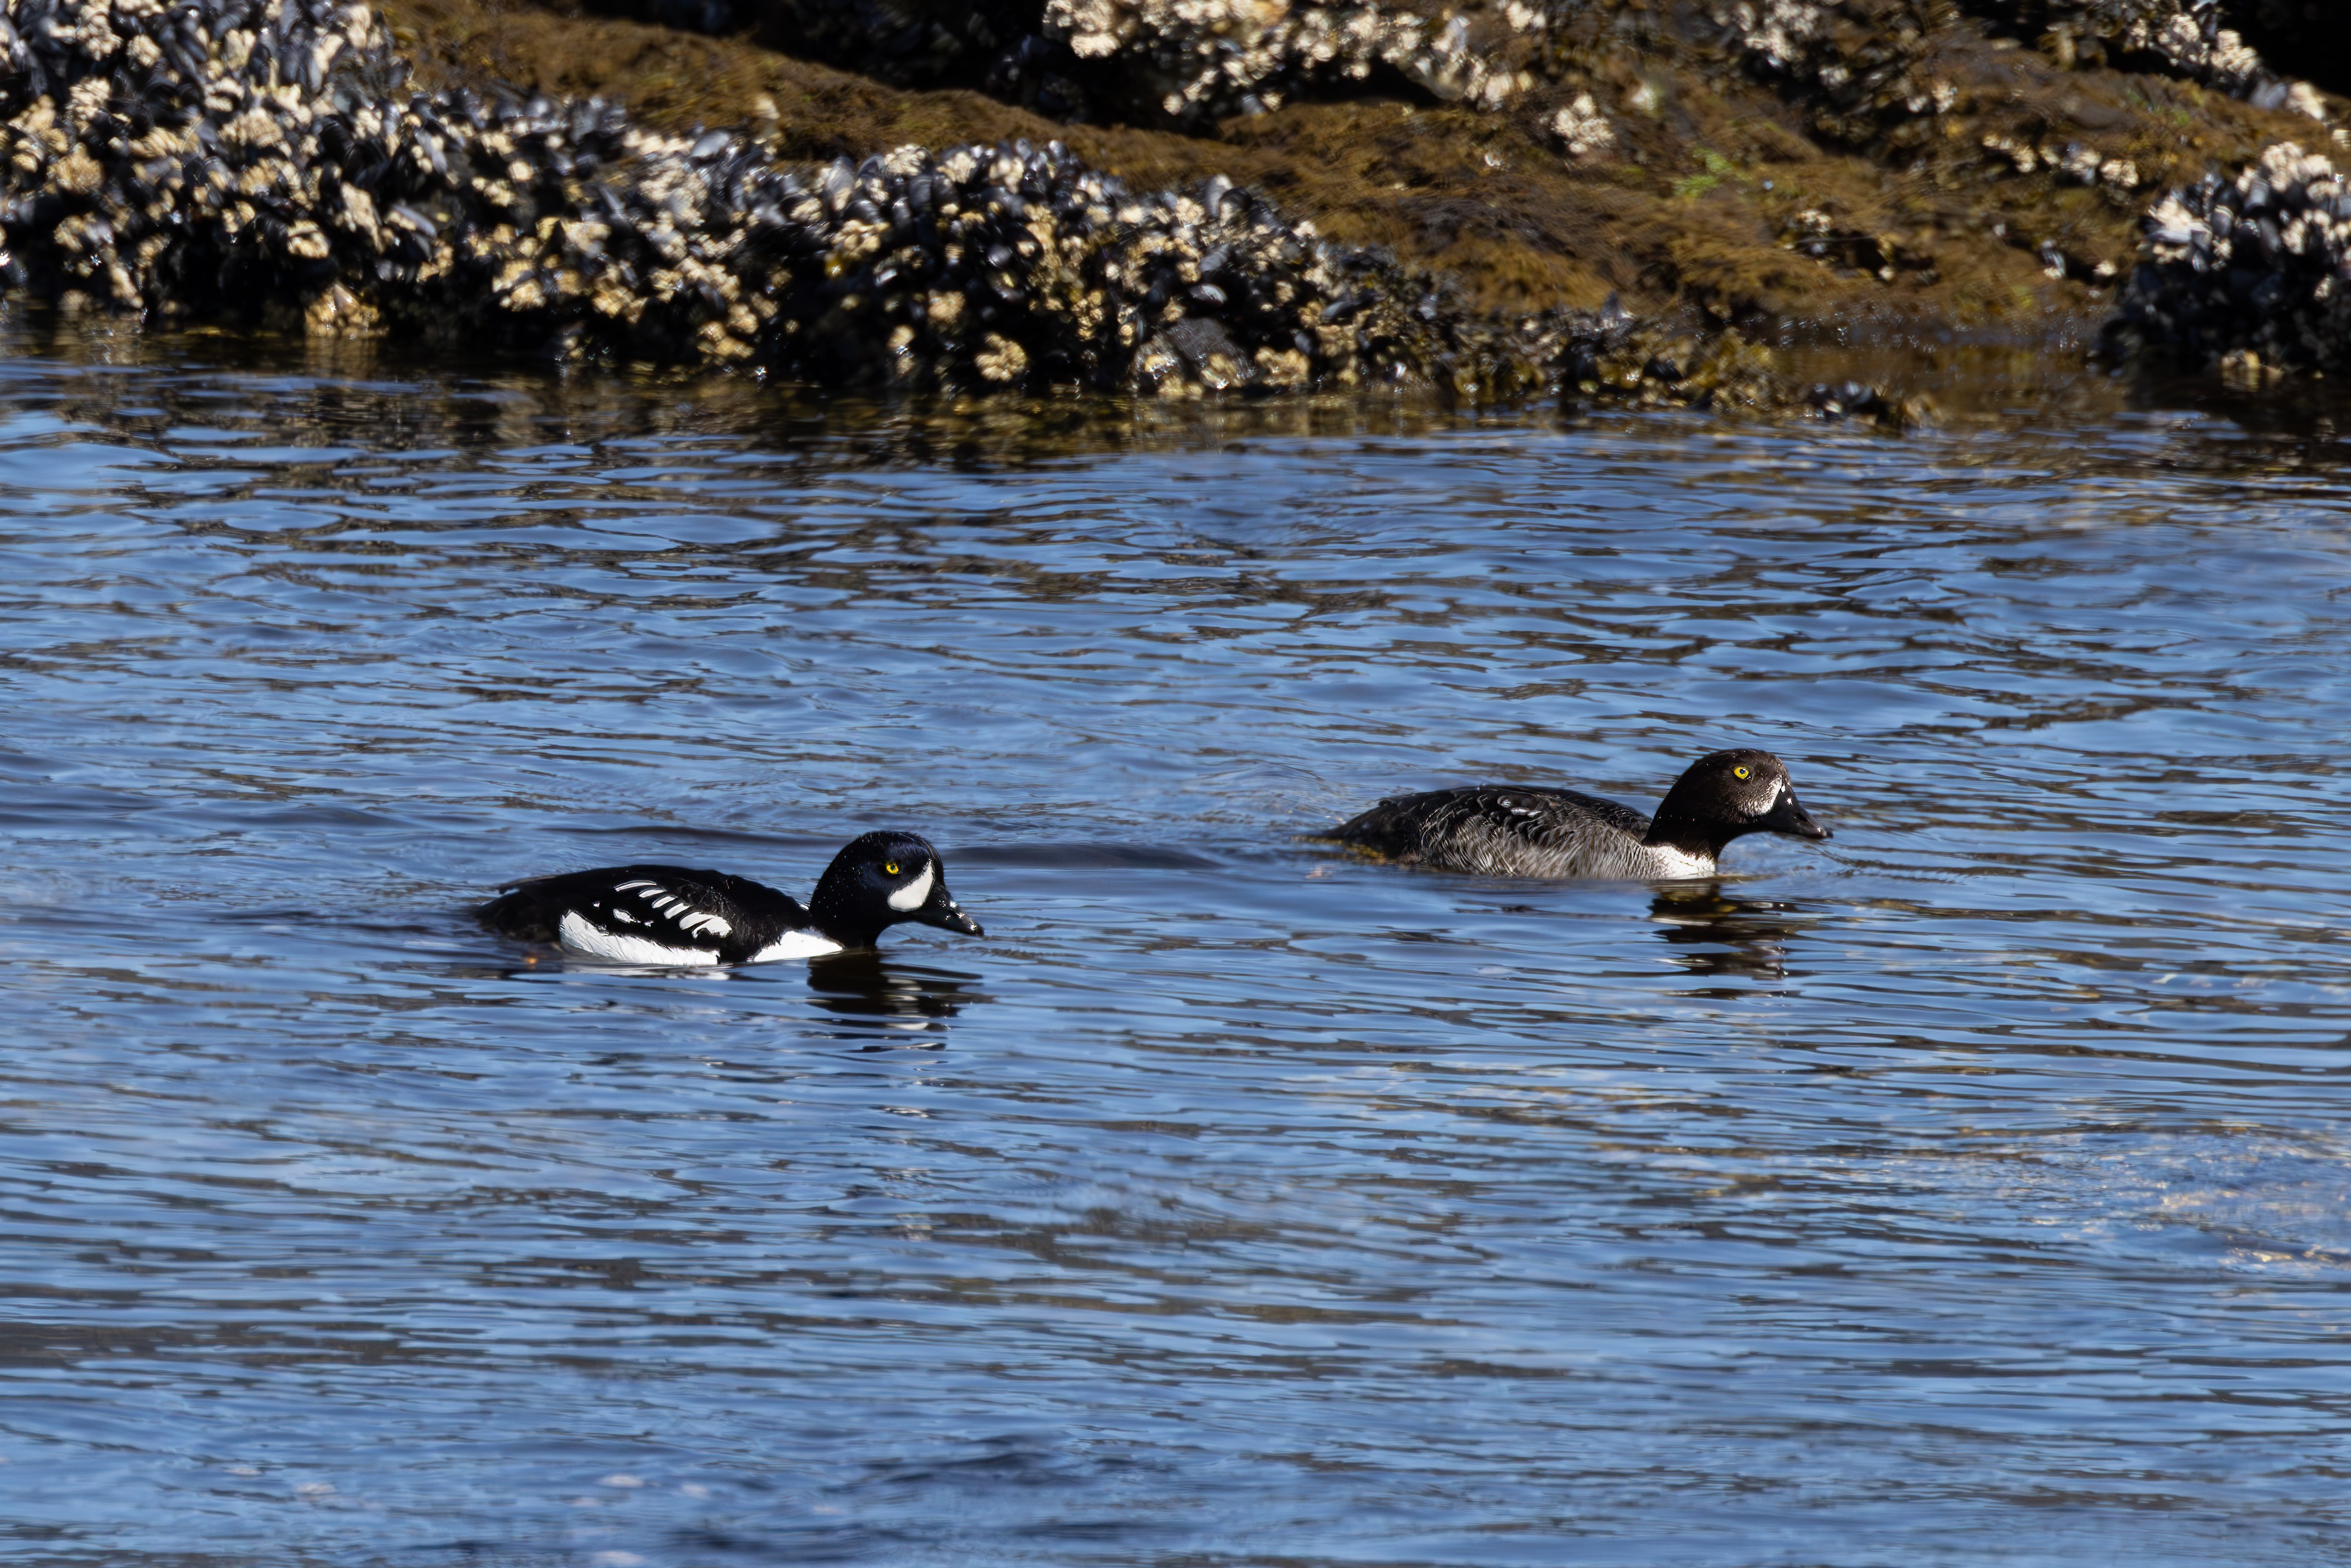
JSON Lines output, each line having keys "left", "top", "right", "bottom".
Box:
{"left": 1733, "top": 766, "right": 1751, "bottom": 779}
{"left": 883, "top": 862, "right": 899, "bottom": 876}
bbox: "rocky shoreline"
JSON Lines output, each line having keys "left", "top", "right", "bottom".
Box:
{"left": 1, "top": 0, "right": 2344, "bottom": 401}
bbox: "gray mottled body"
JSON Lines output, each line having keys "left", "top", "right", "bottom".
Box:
{"left": 1326, "top": 749, "right": 1830, "bottom": 882}
{"left": 1334, "top": 786, "right": 1717, "bottom": 879}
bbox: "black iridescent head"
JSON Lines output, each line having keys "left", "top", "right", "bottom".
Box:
{"left": 1644, "top": 749, "right": 1830, "bottom": 859}
{"left": 808, "top": 830, "right": 984, "bottom": 949}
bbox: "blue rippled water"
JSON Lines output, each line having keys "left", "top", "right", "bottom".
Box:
{"left": 3, "top": 325, "right": 2350, "bottom": 1565}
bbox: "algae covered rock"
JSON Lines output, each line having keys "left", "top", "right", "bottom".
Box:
{"left": 1698, "top": 0, "right": 2324, "bottom": 149}
{"left": 0, "top": 0, "right": 1801, "bottom": 405}
{"left": 559, "top": 0, "right": 2328, "bottom": 133}
{"left": 22, "top": 0, "right": 2336, "bottom": 397}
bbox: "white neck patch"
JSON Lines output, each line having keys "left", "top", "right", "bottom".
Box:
{"left": 886, "top": 864, "right": 935, "bottom": 912}
{"left": 750, "top": 929, "right": 845, "bottom": 961}
{"left": 1647, "top": 845, "right": 1717, "bottom": 880}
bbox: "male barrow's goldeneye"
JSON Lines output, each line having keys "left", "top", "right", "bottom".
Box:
{"left": 479, "top": 830, "right": 983, "bottom": 964}
{"left": 1325, "top": 748, "right": 1830, "bottom": 880}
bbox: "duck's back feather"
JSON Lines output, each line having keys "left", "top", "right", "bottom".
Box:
{"left": 1330, "top": 786, "right": 1707, "bottom": 879}
{"left": 480, "top": 864, "right": 810, "bottom": 964}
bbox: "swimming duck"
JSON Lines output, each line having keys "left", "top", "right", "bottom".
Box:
{"left": 479, "top": 830, "right": 983, "bottom": 964}
{"left": 1325, "top": 748, "right": 1830, "bottom": 880}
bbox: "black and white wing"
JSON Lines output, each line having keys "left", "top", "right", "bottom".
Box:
{"left": 1328, "top": 786, "right": 1654, "bottom": 877}
{"left": 479, "top": 864, "right": 808, "bottom": 965}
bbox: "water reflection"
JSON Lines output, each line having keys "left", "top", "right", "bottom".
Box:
{"left": 805, "top": 953, "right": 986, "bottom": 1040}
{"left": 1648, "top": 885, "right": 1812, "bottom": 985}
{"left": 15, "top": 309, "right": 2351, "bottom": 481}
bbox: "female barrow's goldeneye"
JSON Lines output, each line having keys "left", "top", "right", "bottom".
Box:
{"left": 479, "top": 830, "right": 983, "bottom": 964}
{"left": 1325, "top": 748, "right": 1830, "bottom": 880}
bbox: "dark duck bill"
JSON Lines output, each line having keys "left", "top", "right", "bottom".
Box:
{"left": 479, "top": 830, "right": 984, "bottom": 966}
{"left": 1325, "top": 748, "right": 1832, "bottom": 880}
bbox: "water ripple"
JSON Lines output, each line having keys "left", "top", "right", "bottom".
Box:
{"left": 2, "top": 331, "right": 2350, "bottom": 1564}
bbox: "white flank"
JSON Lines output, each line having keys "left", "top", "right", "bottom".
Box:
{"left": 886, "top": 865, "right": 935, "bottom": 912}
{"left": 559, "top": 910, "right": 722, "bottom": 966}
{"left": 749, "top": 930, "right": 845, "bottom": 961}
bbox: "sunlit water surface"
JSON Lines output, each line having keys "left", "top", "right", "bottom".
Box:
{"left": 4, "top": 327, "right": 2351, "bottom": 1566}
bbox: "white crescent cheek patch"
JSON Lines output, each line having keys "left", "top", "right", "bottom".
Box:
{"left": 886, "top": 865, "right": 935, "bottom": 912}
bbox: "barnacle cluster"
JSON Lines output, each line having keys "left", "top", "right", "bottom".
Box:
{"left": 1040, "top": 0, "right": 1543, "bottom": 123}
{"left": 1989, "top": 0, "right": 2322, "bottom": 112}
{"left": 1030, "top": 0, "right": 1947, "bottom": 137}
{"left": 2111, "top": 139, "right": 2351, "bottom": 372}
{"left": 1704, "top": 0, "right": 1955, "bottom": 143}
{"left": 1705, "top": 0, "right": 2321, "bottom": 146}
{"left": 1548, "top": 90, "right": 1613, "bottom": 157}
{"left": 722, "top": 0, "right": 2319, "bottom": 140}
{"left": 0, "top": 0, "right": 1810, "bottom": 404}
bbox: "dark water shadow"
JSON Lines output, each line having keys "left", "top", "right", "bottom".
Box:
{"left": 1648, "top": 885, "right": 1814, "bottom": 987}
{"left": 805, "top": 952, "right": 988, "bottom": 1044}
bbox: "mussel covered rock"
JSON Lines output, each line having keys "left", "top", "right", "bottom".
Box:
{"left": 2109, "top": 139, "right": 2351, "bottom": 374}
{"left": 0, "top": 0, "right": 1800, "bottom": 404}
